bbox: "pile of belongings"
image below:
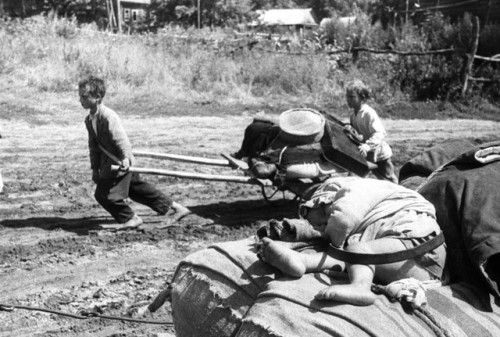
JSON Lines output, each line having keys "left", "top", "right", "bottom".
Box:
{"left": 165, "top": 138, "right": 500, "bottom": 337}
{"left": 232, "top": 108, "right": 373, "bottom": 182}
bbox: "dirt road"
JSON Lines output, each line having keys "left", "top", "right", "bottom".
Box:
{"left": 1, "top": 106, "right": 499, "bottom": 336}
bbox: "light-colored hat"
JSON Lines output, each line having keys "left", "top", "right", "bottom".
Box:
{"left": 278, "top": 108, "right": 325, "bottom": 145}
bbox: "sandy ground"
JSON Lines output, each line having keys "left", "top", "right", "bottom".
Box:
{"left": 1, "top": 105, "right": 499, "bottom": 336}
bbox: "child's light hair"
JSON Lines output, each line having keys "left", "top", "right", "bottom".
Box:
{"left": 346, "top": 79, "right": 371, "bottom": 101}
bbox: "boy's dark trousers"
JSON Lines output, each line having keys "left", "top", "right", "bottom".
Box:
{"left": 95, "top": 172, "right": 172, "bottom": 223}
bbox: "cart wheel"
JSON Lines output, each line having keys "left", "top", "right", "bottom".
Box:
{"left": 260, "top": 185, "right": 281, "bottom": 202}
{"left": 260, "top": 186, "right": 298, "bottom": 203}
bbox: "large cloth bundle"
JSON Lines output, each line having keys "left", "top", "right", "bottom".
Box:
{"left": 398, "top": 139, "right": 476, "bottom": 189}
{"left": 169, "top": 140, "right": 500, "bottom": 337}
{"left": 417, "top": 140, "right": 500, "bottom": 296}
{"left": 170, "top": 238, "right": 500, "bottom": 337}
{"left": 399, "top": 139, "right": 500, "bottom": 296}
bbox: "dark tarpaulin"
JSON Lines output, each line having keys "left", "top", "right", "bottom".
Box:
{"left": 418, "top": 140, "right": 500, "bottom": 297}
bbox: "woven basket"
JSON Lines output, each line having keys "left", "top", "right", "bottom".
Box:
{"left": 278, "top": 108, "right": 325, "bottom": 145}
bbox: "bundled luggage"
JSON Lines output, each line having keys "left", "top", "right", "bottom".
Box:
{"left": 234, "top": 108, "right": 373, "bottom": 180}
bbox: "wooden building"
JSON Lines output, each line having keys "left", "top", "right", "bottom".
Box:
{"left": 106, "top": 0, "right": 152, "bottom": 31}
{"left": 119, "top": 0, "right": 150, "bottom": 25}
{"left": 250, "top": 8, "right": 318, "bottom": 37}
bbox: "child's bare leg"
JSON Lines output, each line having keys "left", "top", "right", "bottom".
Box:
{"left": 315, "top": 263, "right": 376, "bottom": 306}
{"left": 259, "top": 237, "right": 344, "bottom": 277}
{"left": 315, "top": 238, "right": 413, "bottom": 306}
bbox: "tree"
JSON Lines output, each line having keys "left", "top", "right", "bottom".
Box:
{"left": 150, "top": 0, "right": 253, "bottom": 29}
{"left": 41, "top": 0, "right": 107, "bottom": 25}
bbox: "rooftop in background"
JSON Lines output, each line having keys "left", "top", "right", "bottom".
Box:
{"left": 252, "top": 8, "right": 318, "bottom": 27}
{"left": 120, "top": 0, "right": 152, "bottom": 4}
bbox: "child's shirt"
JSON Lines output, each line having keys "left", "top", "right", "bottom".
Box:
{"left": 350, "top": 103, "right": 392, "bottom": 162}
{"left": 85, "top": 105, "right": 134, "bottom": 179}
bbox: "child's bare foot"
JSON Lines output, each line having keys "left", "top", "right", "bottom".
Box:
{"left": 259, "top": 237, "right": 307, "bottom": 277}
{"left": 315, "top": 283, "right": 376, "bottom": 306}
{"left": 167, "top": 202, "right": 191, "bottom": 225}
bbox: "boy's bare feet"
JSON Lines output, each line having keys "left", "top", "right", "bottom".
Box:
{"left": 167, "top": 202, "right": 191, "bottom": 225}
{"left": 101, "top": 214, "right": 143, "bottom": 231}
{"left": 315, "top": 283, "right": 376, "bottom": 306}
{"left": 259, "top": 237, "right": 307, "bottom": 277}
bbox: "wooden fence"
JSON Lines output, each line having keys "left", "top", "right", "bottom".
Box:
{"left": 236, "top": 16, "right": 500, "bottom": 97}
{"left": 324, "top": 16, "right": 500, "bottom": 97}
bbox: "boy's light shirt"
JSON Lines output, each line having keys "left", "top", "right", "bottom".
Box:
{"left": 88, "top": 111, "right": 98, "bottom": 136}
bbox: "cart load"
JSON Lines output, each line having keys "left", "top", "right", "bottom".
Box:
{"left": 112, "top": 108, "right": 377, "bottom": 201}
{"left": 155, "top": 139, "right": 500, "bottom": 337}
{"left": 233, "top": 108, "right": 375, "bottom": 181}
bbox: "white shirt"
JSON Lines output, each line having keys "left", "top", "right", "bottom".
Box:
{"left": 350, "top": 104, "right": 392, "bottom": 161}
{"left": 88, "top": 112, "right": 98, "bottom": 136}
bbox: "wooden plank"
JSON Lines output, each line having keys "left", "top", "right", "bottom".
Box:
{"left": 111, "top": 165, "right": 272, "bottom": 185}
{"left": 133, "top": 150, "right": 231, "bottom": 167}
{"left": 220, "top": 153, "right": 250, "bottom": 170}
{"left": 474, "top": 54, "right": 500, "bottom": 62}
{"left": 219, "top": 153, "right": 276, "bottom": 187}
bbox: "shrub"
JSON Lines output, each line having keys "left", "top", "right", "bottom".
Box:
{"left": 478, "top": 23, "right": 500, "bottom": 56}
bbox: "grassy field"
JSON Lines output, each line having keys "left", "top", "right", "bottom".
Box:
{"left": 1, "top": 15, "right": 499, "bottom": 123}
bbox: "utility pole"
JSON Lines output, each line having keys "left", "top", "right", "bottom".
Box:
{"left": 197, "top": 0, "right": 200, "bottom": 29}
{"left": 116, "top": 0, "right": 122, "bottom": 32}
{"left": 405, "top": 0, "right": 409, "bottom": 23}
{"left": 21, "top": 0, "right": 26, "bottom": 18}
{"left": 106, "top": 0, "right": 118, "bottom": 31}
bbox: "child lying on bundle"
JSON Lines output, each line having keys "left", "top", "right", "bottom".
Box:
{"left": 259, "top": 176, "right": 446, "bottom": 306}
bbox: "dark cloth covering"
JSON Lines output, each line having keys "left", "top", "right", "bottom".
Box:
{"left": 418, "top": 140, "right": 500, "bottom": 297}
{"left": 233, "top": 118, "right": 280, "bottom": 159}
{"left": 234, "top": 118, "right": 323, "bottom": 165}
{"left": 399, "top": 139, "right": 476, "bottom": 189}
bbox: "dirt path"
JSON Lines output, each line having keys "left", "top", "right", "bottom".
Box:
{"left": 1, "top": 111, "right": 499, "bottom": 336}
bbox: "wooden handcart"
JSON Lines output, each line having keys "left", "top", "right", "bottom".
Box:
{"left": 111, "top": 149, "right": 377, "bottom": 202}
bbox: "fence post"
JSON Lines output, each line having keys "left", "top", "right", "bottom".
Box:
{"left": 461, "top": 16, "right": 480, "bottom": 97}
{"left": 485, "top": 0, "right": 493, "bottom": 25}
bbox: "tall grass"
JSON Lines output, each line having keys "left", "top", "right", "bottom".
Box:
{"left": 0, "top": 14, "right": 498, "bottom": 114}
{"left": 0, "top": 16, "right": 349, "bottom": 109}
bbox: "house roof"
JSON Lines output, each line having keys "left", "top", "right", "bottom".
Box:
{"left": 120, "top": 0, "right": 151, "bottom": 5}
{"left": 254, "top": 8, "right": 318, "bottom": 27}
{"left": 319, "top": 16, "right": 357, "bottom": 29}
